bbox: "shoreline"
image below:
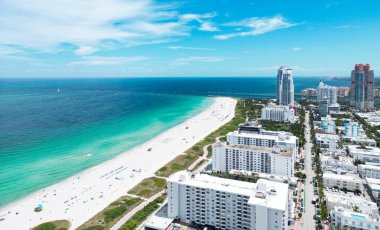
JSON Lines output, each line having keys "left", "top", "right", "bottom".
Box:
{"left": 0, "top": 97, "right": 236, "bottom": 229}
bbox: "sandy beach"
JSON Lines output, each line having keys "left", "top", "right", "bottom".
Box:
{"left": 0, "top": 97, "right": 236, "bottom": 230}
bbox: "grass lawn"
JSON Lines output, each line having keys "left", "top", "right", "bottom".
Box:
{"left": 155, "top": 99, "right": 261, "bottom": 177}
{"left": 77, "top": 196, "right": 142, "bottom": 230}
{"left": 32, "top": 220, "right": 71, "bottom": 230}
{"left": 119, "top": 194, "right": 166, "bottom": 230}
{"left": 128, "top": 177, "right": 166, "bottom": 199}
{"left": 191, "top": 159, "right": 208, "bottom": 172}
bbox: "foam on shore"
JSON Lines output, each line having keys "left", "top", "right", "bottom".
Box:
{"left": 0, "top": 97, "right": 236, "bottom": 229}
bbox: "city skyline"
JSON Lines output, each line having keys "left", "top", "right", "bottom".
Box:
{"left": 0, "top": 0, "right": 380, "bottom": 78}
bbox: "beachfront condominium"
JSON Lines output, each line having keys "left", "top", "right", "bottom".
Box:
{"left": 212, "top": 142, "right": 294, "bottom": 177}
{"left": 226, "top": 123, "right": 298, "bottom": 165}
{"left": 276, "top": 66, "right": 294, "bottom": 106}
{"left": 167, "top": 171, "right": 291, "bottom": 230}
{"left": 344, "top": 121, "right": 361, "bottom": 138}
{"left": 261, "top": 104, "right": 296, "bottom": 123}
{"left": 351, "top": 64, "right": 375, "bottom": 111}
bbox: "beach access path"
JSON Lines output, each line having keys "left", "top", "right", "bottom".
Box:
{"left": 0, "top": 97, "right": 236, "bottom": 230}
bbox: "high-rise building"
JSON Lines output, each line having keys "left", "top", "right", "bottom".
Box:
{"left": 167, "top": 171, "right": 291, "bottom": 230}
{"left": 337, "top": 87, "right": 350, "bottom": 98}
{"left": 212, "top": 142, "right": 294, "bottom": 177}
{"left": 351, "top": 64, "right": 374, "bottom": 111}
{"left": 277, "top": 66, "right": 294, "bottom": 106}
{"left": 317, "top": 81, "right": 337, "bottom": 105}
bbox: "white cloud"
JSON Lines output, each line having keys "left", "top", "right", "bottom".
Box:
{"left": 214, "top": 15, "right": 298, "bottom": 40}
{"left": 199, "top": 22, "right": 219, "bottom": 32}
{"left": 74, "top": 46, "right": 98, "bottom": 56}
{"left": 167, "top": 46, "right": 213, "bottom": 51}
{"left": 173, "top": 56, "right": 224, "bottom": 65}
{"left": 180, "top": 12, "right": 219, "bottom": 32}
{"left": 68, "top": 56, "right": 149, "bottom": 66}
{"left": 335, "top": 25, "right": 361, "bottom": 29}
{"left": 0, "top": 0, "right": 212, "bottom": 52}
{"left": 292, "top": 47, "right": 302, "bottom": 51}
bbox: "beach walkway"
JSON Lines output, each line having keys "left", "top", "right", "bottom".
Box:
{"left": 110, "top": 190, "right": 166, "bottom": 230}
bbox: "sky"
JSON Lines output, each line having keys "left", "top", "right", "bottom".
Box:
{"left": 0, "top": 0, "right": 379, "bottom": 78}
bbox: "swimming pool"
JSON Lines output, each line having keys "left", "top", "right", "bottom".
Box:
{"left": 351, "top": 213, "right": 366, "bottom": 220}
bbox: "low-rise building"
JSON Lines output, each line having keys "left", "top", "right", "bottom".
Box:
{"left": 359, "top": 164, "right": 380, "bottom": 179}
{"left": 347, "top": 145, "right": 380, "bottom": 163}
{"left": 366, "top": 178, "right": 380, "bottom": 201}
{"left": 167, "top": 171, "right": 291, "bottom": 230}
{"left": 301, "top": 88, "right": 317, "bottom": 97}
{"left": 325, "top": 192, "right": 378, "bottom": 215}
{"left": 323, "top": 172, "right": 363, "bottom": 192}
{"left": 344, "top": 121, "right": 361, "bottom": 138}
{"left": 320, "top": 155, "right": 357, "bottom": 173}
{"left": 342, "top": 136, "right": 377, "bottom": 147}
{"left": 212, "top": 142, "right": 294, "bottom": 177}
{"left": 261, "top": 104, "right": 296, "bottom": 123}
{"left": 330, "top": 206, "right": 380, "bottom": 230}
{"left": 316, "top": 133, "right": 340, "bottom": 151}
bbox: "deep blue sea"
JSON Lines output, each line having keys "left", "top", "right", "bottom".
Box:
{"left": 0, "top": 77, "right": 350, "bottom": 207}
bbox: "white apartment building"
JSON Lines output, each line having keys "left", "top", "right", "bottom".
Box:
{"left": 212, "top": 142, "right": 294, "bottom": 177}
{"left": 316, "top": 133, "right": 340, "bottom": 151}
{"left": 330, "top": 206, "right": 380, "bottom": 230}
{"left": 317, "top": 81, "right": 338, "bottom": 105}
{"left": 167, "top": 171, "right": 291, "bottom": 230}
{"left": 342, "top": 136, "right": 377, "bottom": 147}
{"left": 325, "top": 192, "right": 378, "bottom": 215}
{"left": 320, "top": 115, "right": 336, "bottom": 134}
{"left": 347, "top": 145, "right": 380, "bottom": 163}
{"left": 358, "top": 164, "right": 380, "bottom": 179}
{"left": 226, "top": 128, "right": 298, "bottom": 165}
{"left": 261, "top": 104, "right": 296, "bottom": 123}
{"left": 320, "top": 155, "right": 357, "bottom": 173}
{"left": 366, "top": 178, "right": 380, "bottom": 200}
{"left": 323, "top": 172, "right": 363, "bottom": 192}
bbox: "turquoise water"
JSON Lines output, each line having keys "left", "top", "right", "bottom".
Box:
{"left": 351, "top": 214, "right": 366, "bottom": 220}
{"left": 0, "top": 79, "right": 214, "bottom": 207}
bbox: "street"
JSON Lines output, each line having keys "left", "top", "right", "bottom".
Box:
{"left": 303, "top": 111, "right": 316, "bottom": 230}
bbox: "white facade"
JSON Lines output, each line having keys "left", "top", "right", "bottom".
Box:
{"left": 325, "top": 192, "right": 378, "bottom": 215}
{"left": 320, "top": 155, "right": 357, "bottom": 173}
{"left": 226, "top": 129, "right": 298, "bottom": 167}
{"left": 261, "top": 104, "right": 295, "bottom": 123}
{"left": 317, "top": 81, "right": 338, "bottom": 105}
{"left": 358, "top": 164, "right": 380, "bottom": 179}
{"left": 330, "top": 206, "right": 380, "bottom": 230}
{"left": 347, "top": 145, "right": 380, "bottom": 163}
{"left": 316, "top": 133, "right": 340, "bottom": 151}
{"left": 167, "top": 171, "right": 290, "bottom": 230}
{"left": 366, "top": 178, "right": 380, "bottom": 200}
{"left": 212, "top": 142, "right": 294, "bottom": 177}
{"left": 320, "top": 115, "right": 336, "bottom": 134}
{"left": 277, "top": 66, "right": 294, "bottom": 106}
{"left": 344, "top": 121, "right": 361, "bottom": 138}
{"left": 323, "top": 172, "right": 363, "bottom": 192}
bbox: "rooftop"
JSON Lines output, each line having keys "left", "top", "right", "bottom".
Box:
{"left": 347, "top": 145, "right": 380, "bottom": 155}
{"left": 316, "top": 133, "right": 340, "bottom": 140}
{"left": 333, "top": 206, "right": 380, "bottom": 222}
{"left": 323, "top": 172, "right": 361, "bottom": 182}
{"left": 215, "top": 142, "right": 293, "bottom": 157}
{"left": 228, "top": 130, "right": 297, "bottom": 143}
{"left": 320, "top": 155, "right": 354, "bottom": 165}
{"left": 168, "top": 171, "right": 289, "bottom": 211}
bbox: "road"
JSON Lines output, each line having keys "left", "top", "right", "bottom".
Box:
{"left": 303, "top": 111, "right": 316, "bottom": 230}
{"left": 110, "top": 190, "right": 166, "bottom": 230}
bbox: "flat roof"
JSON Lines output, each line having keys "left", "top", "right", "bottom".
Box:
{"left": 347, "top": 145, "right": 380, "bottom": 155}
{"left": 323, "top": 172, "right": 361, "bottom": 182}
{"left": 316, "top": 133, "right": 340, "bottom": 140}
{"left": 227, "top": 130, "right": 297, "bottom": 143}
{"left": 215, "top": 142, "right": 293, "bottom": 157}
{"left": 320, "top": 155, "right": 354, "bottom": 165}
{"left": 168, "top": 171, "right": 289, "bottom": 211}
{"left": 359, "top": 164, "right": 380, "bottom": 171}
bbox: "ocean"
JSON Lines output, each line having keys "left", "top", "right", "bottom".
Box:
{"left": 0, "top": 77, "right": 350, "bottom": 207}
